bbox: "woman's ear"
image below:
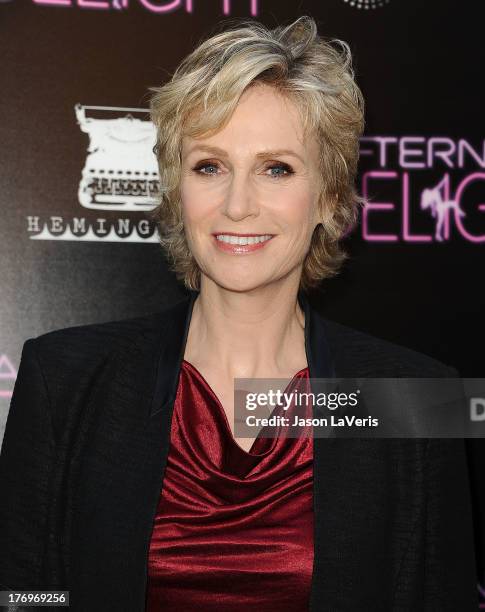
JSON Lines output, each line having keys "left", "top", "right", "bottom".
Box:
{"left": 312, "top": 192, "right": 331, "bottom": 230}
{"left": 312, "top": 191, "right": 323, "bottom": 230}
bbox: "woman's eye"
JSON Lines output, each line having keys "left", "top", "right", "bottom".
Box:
{"left": 266, "top": 163, "right": 293, "bottom": 179}
{"left": 192, "top": 161, "right": 293, "bottom": 178}
{"left": 192, "top": 162, "right": 219, "bottom": 176}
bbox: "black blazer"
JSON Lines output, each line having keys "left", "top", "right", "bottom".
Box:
{"left": 0, "top": 290, "right": 478, "bottom": 611}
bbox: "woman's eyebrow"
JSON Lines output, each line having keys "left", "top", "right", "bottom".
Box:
{"left": 186, "top": 144, "right": 305, "bottom": 163}
{"left": 256, "top": 148, "right": 304, "bottom": 163}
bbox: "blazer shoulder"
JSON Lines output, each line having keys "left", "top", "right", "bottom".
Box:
{"left": 29, "top": 299, "right": 182, "bottom": 363}
{"left": 20, "top": 302, "right": 180, "bottom": 405}
{"left": 29, "top": 313, "right": 151, "bottom": 367}
{"left": 11, "top": 302, "right": 183, "bottom": 443}
{"left": 320, "top": 316, "right": 457, "bottom": 377}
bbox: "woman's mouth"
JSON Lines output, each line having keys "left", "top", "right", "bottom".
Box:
{"left": 212, "top": 233, "right": 275, "bottom": 254}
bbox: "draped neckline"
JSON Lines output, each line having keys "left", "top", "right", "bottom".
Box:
{"left": 181, "top": 359, "right": 309, "bottom": 457}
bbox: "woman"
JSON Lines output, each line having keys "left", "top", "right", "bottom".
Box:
{"left": 0, "top": 15, "right": 477, "bottom": 612}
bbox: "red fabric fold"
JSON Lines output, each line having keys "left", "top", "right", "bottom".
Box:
{"left": 145, "top": 360, "right": 314, "bottom": 611}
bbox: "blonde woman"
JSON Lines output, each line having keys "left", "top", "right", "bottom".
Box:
{"left": 0, "top": 15, "right": 477, "bottom": 612}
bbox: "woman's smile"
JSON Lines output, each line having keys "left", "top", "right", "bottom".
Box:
{"left": 212, "top": 232, "right": 276, "bottom": 254}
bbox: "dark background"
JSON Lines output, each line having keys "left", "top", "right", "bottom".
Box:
{"left": 1, "top": 0, "right": 484, "bottom": 603}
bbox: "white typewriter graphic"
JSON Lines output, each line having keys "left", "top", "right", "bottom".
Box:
{"left": 75, "top": 103, "right": 159, "bottom": 211}
{"left": 0, "top": 353, "right": 17, "bottom": 400}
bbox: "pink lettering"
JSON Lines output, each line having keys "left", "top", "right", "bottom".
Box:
{"left": 33, "top": 0, "right": 259, "bottom": 13}
{"left": 402, "top": 172, "right": 432, "bottom": 241}
{"left": 186, "top": 0, "right": 258, "bottom": 14}
{"left": 454, "top": 173, "right": 485, "bottom": 243}
{"left": 361, "top": 171, "right": 399, "bottom": 241}
{"left": 458, "top": 140, "right": 485, "bottom": 169}
{"left": 33, "top": 0, "right": 70, "bottom": 5}
{"left": 360, "top": 136, "right": 398, "bottom": 168}
{"left": 78, "top": 0, "right": 109, "bottom": 8}
{"left": 399, "top": 137, "right": 426, "bottom": 169}
{"left": 138, "top": 0, "right": 180, "bottom": 13}
{"left": 427, "top": 138, "right": 455, "bottom": 169}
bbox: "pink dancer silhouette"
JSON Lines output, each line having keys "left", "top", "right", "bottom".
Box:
{"left": 420, "top": 176, "right": 466, "bottom": 242}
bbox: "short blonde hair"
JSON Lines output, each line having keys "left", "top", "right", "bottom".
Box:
{"left": 147, "top": 15, "right": 365, "bottom": 292}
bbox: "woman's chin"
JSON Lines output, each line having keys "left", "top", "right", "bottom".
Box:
{"left": 203, "top": 272, "right": 277, "bottom": 294}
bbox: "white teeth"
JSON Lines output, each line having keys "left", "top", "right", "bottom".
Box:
{"left": 216, "top": 234, "right": 273, "bottom": 245}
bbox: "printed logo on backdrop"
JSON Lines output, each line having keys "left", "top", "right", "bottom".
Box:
{"left": 28, "top": 105, "right": 160, "bottom": 243}
{"left": 31, "top": 0, "right": 259, "bottom": 15}
{"left": 358, "top": 136, "right": 485, "bottom": 243}
{"left": 342, "top": 0, "right": 390, "bottom": 9}
{"left": 0, "top": 355, "right": 16, "bottom": 400}
{"left": 76, "top": 104, "right": 158, "bottom": 213}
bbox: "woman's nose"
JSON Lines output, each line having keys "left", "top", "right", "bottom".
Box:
{"left": 221, "top": 172, "right": 260, "bottom": 220}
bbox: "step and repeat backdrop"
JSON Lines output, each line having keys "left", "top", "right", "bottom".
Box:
{"left": 1, "top": 0, "right": 484, "bottom": 605}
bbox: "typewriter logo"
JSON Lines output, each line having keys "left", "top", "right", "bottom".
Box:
{"left": 342, "top": 0, "right": 390, "bottom": 8}
{"left": 0, "top": 354, "right": 17, "bottom": 400}
{"left": 76, "top": 103, "right": 159, "bottom": 212}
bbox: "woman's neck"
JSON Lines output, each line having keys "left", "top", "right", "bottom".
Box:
{"left": 183, "top": 283, "right": 308, "bottom": 380}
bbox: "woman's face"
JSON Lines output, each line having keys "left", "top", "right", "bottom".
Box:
{"left": 180, "top": 82, "right": 321, "bottom": 293}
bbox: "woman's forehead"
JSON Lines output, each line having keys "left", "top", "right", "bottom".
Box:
{"left": 182, "top": 88, "right": 313, "bottom": 157}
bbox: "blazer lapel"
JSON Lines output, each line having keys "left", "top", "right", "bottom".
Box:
{"left": 298, "top": 289, "right": 336, "bottom": 379}
{"left": 149, "top": 289, "right": 199, "bottom": 418}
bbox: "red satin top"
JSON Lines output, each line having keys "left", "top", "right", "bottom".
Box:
{"left": 145, "top": 359, "right": 314, "bottom": 611}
